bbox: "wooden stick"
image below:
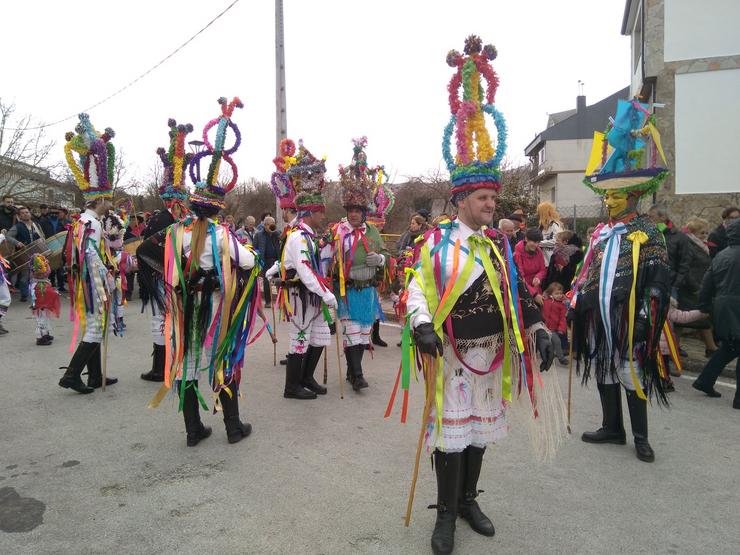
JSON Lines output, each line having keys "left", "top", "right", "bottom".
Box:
{"left": 101, "top": 312, "right": 109, "bottom": 392}
{"left": 567, "top": 321, "right": 574, "bottom": 434}
{"left": 323, "top": 346, "right": 328, "bottom": 385}
{"left": 405, "top": 354, "right": 436, "bottom": 527}
{"left": 334, "top": 309, "right": 344, "bottom": 399}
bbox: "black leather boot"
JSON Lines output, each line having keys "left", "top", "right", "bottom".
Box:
{"left": 58, "top": 341, "right": 97, "bottom": 394}
{"left": 180, "top": 381, "right": 212, "bottom": 447}
{"left": 284, "top": 353, "right": 317, "bottom": 399}
{"left": 459, "top": 446, "right": 495, "bottom": 537}
{"left": 431, "top": 450, "right": 462, "bottom": 555}
{"left": 371, "top": 320, "right": 387, "bottom": 347}
{"left": 219, "top": 386, "right": 252, "bottom": 444}
{"left": 347, "top": 345, "right": 368, "bottom": 391}
{"left": 86, "top": 343, "right": 118, "bottom": 388}
{"left": 625, "top": 389, "right": 655, "bottom": 462}
{"left": 581, "top": 383, "right": 626, "bottom": 444}
{"left": 301, "top": 346, "right": 327, "bottom": 395}
{"left": 141, "top": 344, "right": 165, "bottom": 382}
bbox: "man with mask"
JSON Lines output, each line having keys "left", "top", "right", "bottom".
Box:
{"left": 571, "top": 97, "right": 671, "bottom": 463}
{"left": 329, "top": 137, "right": 388, "bottom": 392}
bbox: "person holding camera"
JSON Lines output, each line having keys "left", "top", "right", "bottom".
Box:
{"left": 253, "top": 216, "right": 280, "bottom": 308}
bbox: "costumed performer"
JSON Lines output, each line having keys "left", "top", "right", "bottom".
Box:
{"left": 30, "top": 254, "right": 60, "bottom": 346}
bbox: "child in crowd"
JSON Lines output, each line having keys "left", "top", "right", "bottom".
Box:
{"left": 544, "top": 229, "right": 584, "bottom": 291}
{"left": 30, "top": 254, "right": 60, "bottom": 346}
{"left": 514, "top": 227, "right": 546, "bottom": 302}
{"left": 541, "top": 282, "right": 569, "bottom": 365}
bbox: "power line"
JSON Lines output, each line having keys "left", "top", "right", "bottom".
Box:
{"left": 5, "top": 0, "right": 242, "bottom": 132}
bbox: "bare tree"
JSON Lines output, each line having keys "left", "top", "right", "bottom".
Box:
{"left": 0, "top": 99, "right": 59, "bottom": 196}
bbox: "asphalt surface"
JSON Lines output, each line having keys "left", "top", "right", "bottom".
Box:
{"left": 0, "top": 296, "right": 738, "bottom": 554}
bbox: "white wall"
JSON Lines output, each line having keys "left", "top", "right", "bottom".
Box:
{"left": 545, "top": 139, "right": 594, "bottom": 173}
{"left": 674, "top": 68, "right": 740, "bottom": 194}
{"left": 556, "top": 172, "right": 603, "bottom": 209}
{"left": 665, "top": 0, "right": 740, "bottom": 61}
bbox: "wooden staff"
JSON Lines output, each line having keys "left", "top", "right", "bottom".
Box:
{"left": 334, "top": 309, "right": 344, "bottom": 399}
{"left": 323, "top": 346, "right": 328, "bottom": 385}
{"left": 567, "top": 321, "right": 574, "bottom": 434}
{"left": 405, "top": 353, "right": 436, "bottom": 527}
{"left": 270, "top": 285, "right": 277, "bottom": 367}
{"left": 101, "top": 309, "right": 110, "bottom": 392}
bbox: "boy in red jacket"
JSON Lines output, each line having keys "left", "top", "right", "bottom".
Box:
{"left": 542, "top": 282, "right": 569, "bottom": 365}
{"left": 514, "top": 228, "right": 547, "bottom": 302}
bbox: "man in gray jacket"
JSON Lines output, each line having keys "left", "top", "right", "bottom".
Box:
{"left": 692, "top": 218, "right": 740, "bottom": 409}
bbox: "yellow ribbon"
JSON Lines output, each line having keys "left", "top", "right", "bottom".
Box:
{"left": 627, "top": 230, "right": 649, "bottom": 400}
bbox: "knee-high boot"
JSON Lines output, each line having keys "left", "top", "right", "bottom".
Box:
{"left": 581, "top": 383, "right": 626, "bottom": 444}
{"left": 58, "top": 341, "right": 97, "bottom": 394}
{"left": 180, "top": 381, "right": 212, "bottom": 447}
{"left": 625, "top": 389, "right": 655, "bottom": 462}
{"left": 431, "top": 450, "right": 462, "bottom": 555}
{"left": 141, "top": 344, "right": 165, "bottom": 382}
{"left": 347, "top": 345, "right": 368, "bottom": 391}
{"left": 284, "top": 353, "right": 316, "bottom": 399}
{"left": 371, "top": 320, "right": 387, "bottom": 347}
{"left": 459, "top": 446, "right": 495, "bottom": 536}
{"left": 86, "top": 343, "right": 118, "bottom": 388}
{"left": 301, "top": 346, "right": 327, "bottom": 395}
{"left": 219, "top": 386, "right": 252, "bottom": 444}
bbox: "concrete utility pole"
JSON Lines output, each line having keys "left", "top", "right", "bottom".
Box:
{"left": 275, "top": 0, "right": 288, "bottom": 226}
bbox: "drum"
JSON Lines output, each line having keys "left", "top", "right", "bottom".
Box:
{"left": 9, "top": 239, "right": 50, "bottom": 274}
{"left": 46, "top": 231, "right": 69, "bottom": 270}
{"left": 124, "top": 237, "right": 143, "bottom": 257}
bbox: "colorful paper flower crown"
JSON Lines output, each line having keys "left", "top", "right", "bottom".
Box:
{"left": 271, "top": 139, "right": 298, "bottom": 210}
{"left": 102, "top": 211, "right": 126, "bottom": 242}
{"left": 188, "top": 97, "right": 243, "bottom": 211}
{"left": 32, "top": 254, "right": 51, "bottom": 279}
{"left": 291, "top": 140, "right": 327, "bottom": 213}
{"left": 64, "top": 113, "right": 116, "bottom": 200}
{"left": 443, "top": 35, "right": 507, "bottom": 203}
{"left": 366, "top": 164, "right": 394, "bottom": 228}
{"left": 583, "top": 97, "right": 668, "bottom": 197}
{"left": 157, "top": 118, "right": 194, "bottom": 205}
{"left": 338, "top": 136, "right": 374, "bottom": 209}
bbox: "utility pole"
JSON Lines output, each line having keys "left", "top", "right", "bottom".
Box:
{"left": 275, "top": 0, "right": 288, "bottom": 227}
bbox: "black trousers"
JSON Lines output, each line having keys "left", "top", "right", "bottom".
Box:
{"left": 697, "top": 340, "right": 740, "bottom": 392}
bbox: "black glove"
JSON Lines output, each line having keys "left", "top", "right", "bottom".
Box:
{"left": 329, "top": 322, "right": 336, "bottom": 336}
{"left": 535, "top": 328, "right": 554, "bottom": 372}
{"left": 413, "top": 323, "right": 443, "bottom": 358}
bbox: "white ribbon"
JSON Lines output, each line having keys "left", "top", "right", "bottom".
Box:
{"left": 595, "top": 222, "right": 627, "bottom": 359}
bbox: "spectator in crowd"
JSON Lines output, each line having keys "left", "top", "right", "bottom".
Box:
{"left": 39, "top": 206, "right": 68, "bottom": 292}
{"left": 31, "top": 205, "right": 42, "bottom": 222}
{"left": 397, "top": 214, "right": 428, "bottom": 252}
{"left": 0, "top": 195, "right": 16, "bottom": 232}
{"left": 707, "top": 206, "right": 740, "bottom": 258}
{"left": 415, "top": 208, "right": 431, "bottom": 224}
{"left": 129, "top": 214, "right": 146, "bottom": 237}
{"left": 675, "top": 217, "right": 718, "bottom": 356}
{"left": 544, "top": 229, "right": 583, "bottom": 290}
{"left": 541, "top": 282, "right": 569, "bottom": 365}
{"left": 514, "top": 227, "right": 546, "bottom": 303}
{"left": 224, "top": 214, "right": 237, "bottom": 232}
{"left": 236, "top": 215, "right": 256, "bottom": 245}
{"left": 256, "top": 211, "right": 273, "bottom": 233}
{"left": 536, "top": 202, "right": 562, "bottom": 266}
{"left": 506, "top": 212, "right": 526, "bottom": 243}
{"left": 692, "top": 218, "right": 740, "bottom": 409}
{"left": 253, "top": 216, "right": 280, "bottom": 307}
{"left": 6, "top": 206, "right": 45, "bottom": 302}
{"left": 648, "top": 204, "right": 691, "bottom": 288}
{"left": 498, "top": 218, "right": 518, "bottom": 250}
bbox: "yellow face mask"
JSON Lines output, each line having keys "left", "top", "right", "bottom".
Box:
{"left": 604, "top": 191, "right": 630, "bottom": 219}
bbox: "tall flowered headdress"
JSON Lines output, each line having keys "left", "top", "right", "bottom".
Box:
{"left": 366, "top": 164, "right": 394, "bottom": 228}
{"left": 290, "top": 140, "right": 327, "bottom": 216}
{"left": 64, "top": 113, "right": 116, "bottom": 201}
{"left": 338, "top": 136, "right": 374, "bottom": 209}
{"left": 157, "top": 118, "right": 194, "bottom": 208}
{"left": 443, "top": 35, "right": 507, "bottom": 205}
{"left": 102, "top": 211, "right": 127, "bottom": 244}
{"left": 583, "top": 97, "right": 668, "bottom": 197}
{"left": 32, "top": 254, "right": 52, "bottom": 279}
{"left": 271, "top": 138, "right": 298, "bottom": 210}
{"left": 188, "top": 97, "right": 243, "bottom": 211}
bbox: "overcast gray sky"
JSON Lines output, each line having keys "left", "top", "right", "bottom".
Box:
{"left": 2, "top": 0, "right": 629, "bottom": 187}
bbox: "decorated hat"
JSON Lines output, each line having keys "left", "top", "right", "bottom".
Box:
{"left": 338, "top": 136, "right": 374, "bottom": 209}
{"left": 64, "top": 113, "right": 116, "bottom": 201}
{"left": 583, "top": 97, "right": 668, "bottom": 197}
{"left": 366, "top": 165, "right": 395, "bottom": 228}
{"left": 188, "top": 97, "right": 243, "bottom": 211}
{"left": 443, "top": 35, "right": 507, "bottom": 204}
{"left": 102, "top": 210, "right": 126, "bottom": 243}
{"left": 31, "top": 254, "right": 51, "bottom": 279}
{"left": 290, "top": 140, "right": 327, "bottom": 215}
{"left": 157, "top": 118, "right": 193, "bottom": 207}
{"left": 270, "top": 139, "right": 298, "bottom": 210}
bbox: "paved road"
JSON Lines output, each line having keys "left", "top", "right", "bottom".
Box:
{"left": 0, "top": 297, "right": 737, "bottom": 554}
